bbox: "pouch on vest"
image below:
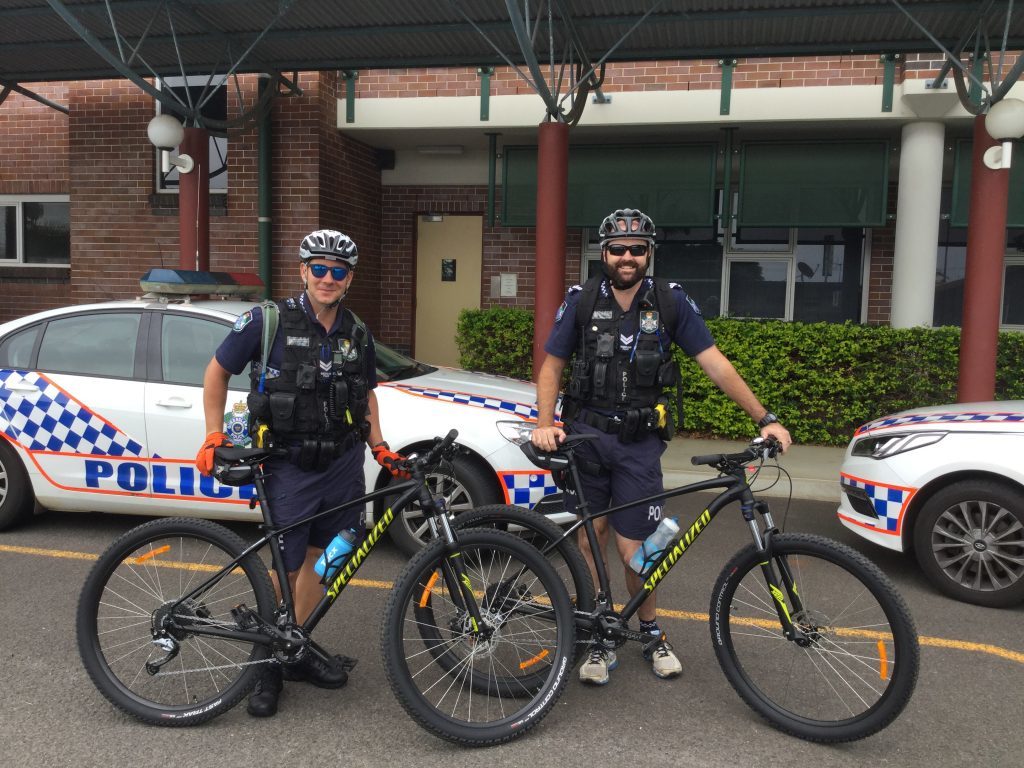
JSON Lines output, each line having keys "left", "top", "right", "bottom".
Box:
{"left": 331, "top": 379, "right": 349, "bottom": 421}
{"left": 269, "top": 392, "right": 296, "bottom": 430}
{"left": 658, "top": 360, "right": 678, "bottom": 388}
{"left": 593, "top": 333, "right": 615, "bottom": 394}
{"left": 247, "top": 391, "right": 270, "bottom": 421}
{"left": 634, "top": 347, "right": 661, "bottom": 387}
{"left": 567, "top": 359, "right": 591, "bottom": 399}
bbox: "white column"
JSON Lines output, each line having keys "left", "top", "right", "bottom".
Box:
{"left": 891, "top": 121, "right": 945, "bottom": 328}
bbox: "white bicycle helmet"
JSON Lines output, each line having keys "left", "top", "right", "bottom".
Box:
{"left": 299, "top": 229, "right": 358, "bottom": 266}
{"left": 598, "top": 208, "right": 656, "bottom": 243}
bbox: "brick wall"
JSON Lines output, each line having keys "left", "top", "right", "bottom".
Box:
{"left": 0, "top": 82, "right": 71, "bottom": 322}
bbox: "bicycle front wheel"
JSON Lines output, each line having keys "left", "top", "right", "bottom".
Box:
{"left": 710, "top": 533, "right": 919, "bottom": 742}
{"left": 382, "top": 529, "right": 574, "bottom": 746}
{"left": 76, "top": 518, "right": 276, "bottom": 726}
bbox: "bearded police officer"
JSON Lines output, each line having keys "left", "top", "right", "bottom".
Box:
{"left": 196, "top": 229, "right": 407, "bottom": 716}
{"left": 531, "top": 208, "right": 792, "bottom": 686}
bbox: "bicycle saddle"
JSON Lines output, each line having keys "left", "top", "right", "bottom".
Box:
{"left": 212, "top": 445, "right": 275, "bottom": 486}
{"left": 519, "top": 433, "right": 598, "bottom": 471}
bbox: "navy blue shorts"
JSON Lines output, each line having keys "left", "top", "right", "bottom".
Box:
{"left": 264, "top": 443, "right": 366, "bottom": 572}
{"left": 563, "top": 419, "right": 667, "bottom": 541}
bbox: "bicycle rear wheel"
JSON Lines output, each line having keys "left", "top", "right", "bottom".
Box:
{"left": 710, "top": 533, "right": 919, "bottom": 742}
{"left": 77, "top": 518, "right": 276, "bottom": 726}
{"left": 382, "top": 529, "right": 574, "bottom": 746}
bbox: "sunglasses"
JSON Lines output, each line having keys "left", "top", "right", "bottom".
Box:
{"left": 307, "top": 263, "right": 350, "bottom": 280}
{"left": 605, "top": 243, "right": 650, "bottom": 257}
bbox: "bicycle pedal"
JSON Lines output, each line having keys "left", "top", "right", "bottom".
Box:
{"left": 230, "top": 603, "right": 259, "bottom": 630}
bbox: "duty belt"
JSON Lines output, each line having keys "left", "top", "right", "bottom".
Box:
{"left": 574, "top": 407, "right": 657, "bottom": 443}
{"left": 282, "top": 433, "right": 361, "bottom": 471}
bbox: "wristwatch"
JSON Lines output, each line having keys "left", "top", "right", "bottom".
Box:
{"left": 756, "top": 412, "right": 779, "bottom": 429}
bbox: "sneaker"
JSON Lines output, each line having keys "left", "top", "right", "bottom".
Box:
{"left": 642, "top": 633, "right": 682, "bottom": 679}
{"left": 281, "top": 652, "right": 354, "bottom": 689}
{"left": 246, "top": 665, "right": 283, "bottom": 717}
{"left": 578, "top": 645, "right": 618, "bottom": 685}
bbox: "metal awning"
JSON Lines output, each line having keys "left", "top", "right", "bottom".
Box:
{"left": 1, "top": 2, "right": 1022, "bottom": 123}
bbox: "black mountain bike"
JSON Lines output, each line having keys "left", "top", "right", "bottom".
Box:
{"left": 444, "top": 434, "right": 920, "bottom": 743}
{"left": 76, "top": 430, "right": 574, "bottom": 746}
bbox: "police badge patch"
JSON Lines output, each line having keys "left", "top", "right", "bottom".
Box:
{"left": 232, "top": 310, "right": 253, "bottom": 332}
{"left": 224, "top": 401, "right": 251, "bottom": 447}
{"left": 337, "top": 338, "right": 360, "bottom": 362}
{"left": 640, "top": 310, "right": 659, "bottom": 334}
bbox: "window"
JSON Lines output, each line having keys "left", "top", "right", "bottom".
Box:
{"left": 161, "top": 314, "right": 245, "bottom": 389}
{"left": 155, "top": 76, "right": 228, "bottom": 194}
{"left": 37, "top": 313, "right": 141, "bottom": 378}
{"left": 0, "top": 324, "right": 42, "bottom": 368}
{"left": 0, "top": 196, "right": 70, "bottom": 266}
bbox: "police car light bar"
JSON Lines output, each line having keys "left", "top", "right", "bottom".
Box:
{"left": 140, "top": 269, "right": 264, "bottom": 297}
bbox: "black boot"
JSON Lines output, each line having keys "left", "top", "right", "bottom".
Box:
{"left": 281, "top": 652, "right": 354, "bottom": 689}
{"left": 246, "top": 664, "right": 283, "bottom": 717}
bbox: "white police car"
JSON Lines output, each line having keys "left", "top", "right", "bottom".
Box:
{"left": 0, "top": 270, "right": 564, "bottom": 554}
{"left": 838, "top": 401, "right": 1024, "bottom": 607}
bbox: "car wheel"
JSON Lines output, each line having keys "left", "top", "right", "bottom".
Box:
{"left": 913, "top": 480, "right": 1024, "bottom": 608}
{"left": 0, "top": 440, "right": 35, "bottom": 531}
{"left": 387, "top": 456, "right": 501, "bottom": 557}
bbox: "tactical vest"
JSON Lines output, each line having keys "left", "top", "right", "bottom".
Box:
{"left": 247, "top": 297, "right": 370, "bottom": 451}
{"left": 565, "top": 277, "right": 678, "bottom": 415}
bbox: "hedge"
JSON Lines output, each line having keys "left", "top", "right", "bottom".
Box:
{"left": 455, "top": 308, "right": 1024, "bottom": 446}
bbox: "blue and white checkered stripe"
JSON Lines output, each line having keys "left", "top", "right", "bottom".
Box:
{"left": 389, "top": 384, "right": 538, "bottom": 420}
{"left": 0, "top": 370, "right": 144, "bottom": 456}
{"left": 856, "top": 410, "right": 1024, "bottom": 436}
{"left": 841, "top": 475, "right": 912, "bottom": 533}
{"left": 501, "top": 472, "right": 559, "bottom": 509}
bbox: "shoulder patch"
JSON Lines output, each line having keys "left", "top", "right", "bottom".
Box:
{"left": 232, "top": 310, "right": 253, "bottom": 332}
{"left": 555, "top": 301, "right": 568, "bottom": 323}
{"left": 686, "top": 295, "right": 703, "bottom": 316}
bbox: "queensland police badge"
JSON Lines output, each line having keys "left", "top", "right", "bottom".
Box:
{"left": 640, "top": 310, "right": 659, "bottom": 334}
{"left": 224, "top": 401, "right": 251, "bottom": 447}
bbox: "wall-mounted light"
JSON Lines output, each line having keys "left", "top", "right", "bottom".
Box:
{"left": 422, "top": 213, "right": 444, "bottom": 222}
{"left": 147, "top": 114, "right": 195, "bottom": 174}
{"left": 983, "top": 98, "right": 1024, "bottom": 170}
{"left": 416, "top": 145, "right": 464, "bottom": 155}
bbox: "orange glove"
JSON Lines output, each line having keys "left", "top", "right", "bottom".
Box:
{"left": 372, "top": 442, "right": 410, "bottom": 479}
{"left": 196, "top": 431, "right": 231, "bottom": 475}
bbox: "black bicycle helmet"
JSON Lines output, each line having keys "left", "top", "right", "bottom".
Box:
{"left": 598, "top": 208, "right": 656, "bottom": 243}
{"left": 299, "top": 229, "right": 358, "bottom": 266}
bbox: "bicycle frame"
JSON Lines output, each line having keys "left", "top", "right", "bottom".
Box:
{"left": 542, "top": 452, "right": 806, "bottom": 643}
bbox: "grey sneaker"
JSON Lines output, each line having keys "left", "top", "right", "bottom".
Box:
{"left": 579, "top": 644, "right": 618, "bottom": 685}
{"left": 643, "top": 633, "right": 682, "bottom": 679}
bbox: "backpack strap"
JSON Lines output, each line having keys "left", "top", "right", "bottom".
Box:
{"left": 256, "top": 300, "right": 279, "bottom": 393}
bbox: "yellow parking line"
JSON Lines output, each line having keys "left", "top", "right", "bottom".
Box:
{"left": 3, "top": 542, "right": 1022, "bottom": 665}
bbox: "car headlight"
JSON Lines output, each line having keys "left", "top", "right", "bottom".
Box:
{"left": 496, "top": 420, "right": 536, "bottom": 445}
{"left": 851, "top": 431, "right": 947, "bottom": 459}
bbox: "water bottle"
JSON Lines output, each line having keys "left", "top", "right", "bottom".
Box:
{"left": 629, "top": 517, "right": 680, "bottom": 575}
{"left": 314, "top": 528, "right": 359, "bottom": 582}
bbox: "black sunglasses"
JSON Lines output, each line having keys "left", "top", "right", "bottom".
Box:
{"left": 307, "top": 263, "right": 350, "bottom": 280}
{"left": 606, "top": 243, "right": 650, "bottom": 257}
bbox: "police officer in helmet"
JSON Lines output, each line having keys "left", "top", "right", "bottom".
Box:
{"left": 196, "top": 229, "right": 407, "bottom": 716}
{"left": 531, "top": 208, "right": 792, "bottom": 685}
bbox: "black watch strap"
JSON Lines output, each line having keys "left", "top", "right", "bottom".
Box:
{"left": 757, "top": 412, "right": 779, "bottom": 429}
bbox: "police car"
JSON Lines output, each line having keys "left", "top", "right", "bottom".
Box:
{"left": 838, "top": 401, "right": 1024, "bottom": 607}
{"left": 0, "top": 270, "right": 564, "bottom": 554}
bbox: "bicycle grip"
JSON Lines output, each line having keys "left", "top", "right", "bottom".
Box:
{"left": 690, "top": 453, "right": 724, "bottom": 467}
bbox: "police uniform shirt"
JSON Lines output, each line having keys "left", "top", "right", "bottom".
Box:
{"left": 544, "top": 277, "right": 714, "bottom": 361}
{"left": 215, "top": 293, "right": 379, "bottom": 389}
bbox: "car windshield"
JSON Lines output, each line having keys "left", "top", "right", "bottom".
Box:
{"left": 375, "top": 341, "right": 435, "bottom": 382}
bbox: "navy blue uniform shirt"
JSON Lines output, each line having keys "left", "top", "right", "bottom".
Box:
{"left": 544, "top": 277, "right": 714, "bottom": 360}
{"left": 215, "top": 293, "right": 378, "bottom": 389}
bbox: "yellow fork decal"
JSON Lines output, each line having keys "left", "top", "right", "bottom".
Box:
{"left": 769, "top": 585, "right": 792, "bottom": 623}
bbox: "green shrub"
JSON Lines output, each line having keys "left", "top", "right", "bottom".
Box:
{"left": 455, "top": 308, "right": 1024, "bottom": 446}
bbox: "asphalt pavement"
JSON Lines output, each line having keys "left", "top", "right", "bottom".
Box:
{"left": 663, "top": 436, "right": 845, "bottom": 502}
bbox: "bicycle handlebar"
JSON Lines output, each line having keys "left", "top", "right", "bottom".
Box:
{"left": 690, "top": 437, "right": 781, "bottom": 469}
{"left": 408, "top": 429, "right": 459, "bottom": 475}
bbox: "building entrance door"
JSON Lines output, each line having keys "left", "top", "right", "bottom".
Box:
{"left": 414, "top": 214, "right": 482, "bottom": 366}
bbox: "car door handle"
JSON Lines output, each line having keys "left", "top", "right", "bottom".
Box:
{"left": 154, "top": 398, "right": 193, "bottom": 409}
{"left": 6, "top": 382, "right": 40, "bottom": 394}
